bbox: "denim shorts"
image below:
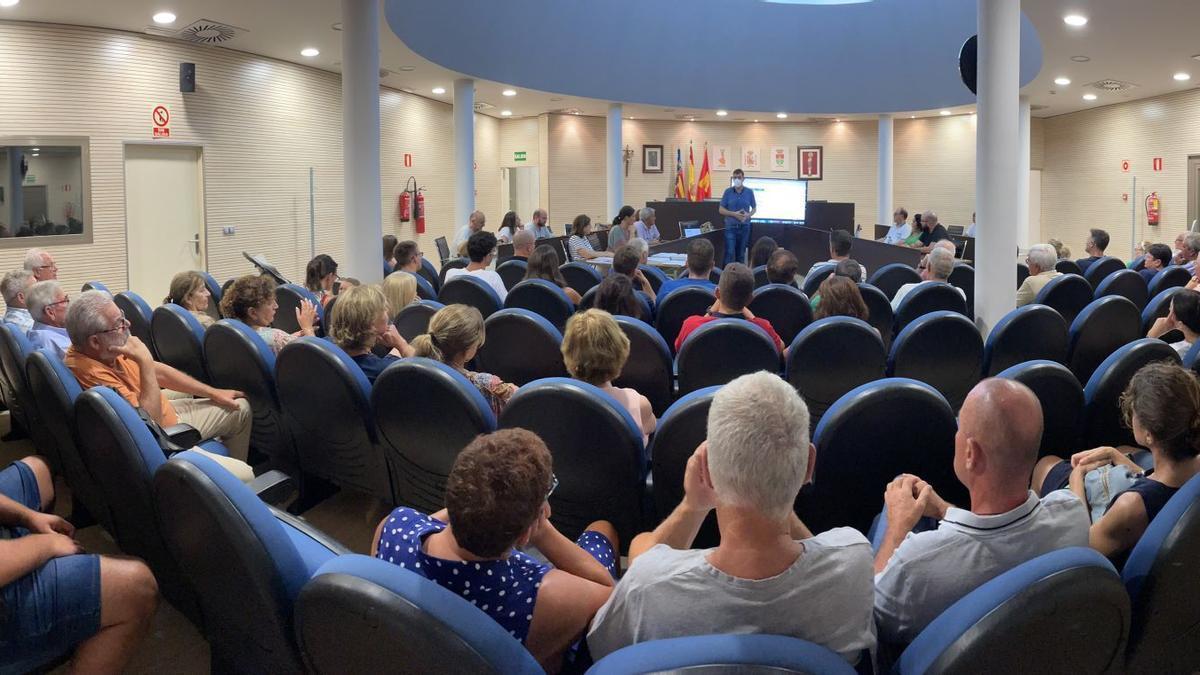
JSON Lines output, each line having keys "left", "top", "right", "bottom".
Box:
{"left": 0, "top": 461, "right": 102, "bottom": 675}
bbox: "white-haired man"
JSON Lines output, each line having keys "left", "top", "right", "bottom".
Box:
{"left": 26, "top": 280, "right": 71, "bottom": 360}
{"left": 633, "top": 207, "right": 661, "bottom": 245}
{"left": 890, "top": 247, "right": 964, "bottom": 310}
{"left": 1, "top": 270, "right": 35, "bottom": 333}
{"left": 23, "top": 248, "right": 57, "bottom": 282}
{"left": 587, "top": 371, "right": 875, "bottom": 664}
{"left": 1016, "top": 244, "right": 1063, "bottom": 307}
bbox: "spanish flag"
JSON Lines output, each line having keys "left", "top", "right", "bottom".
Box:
{"left": 674, "top": 147, "right": 688, "bottom": 199}
{"left": 697, "top": 143, "right": 712, "bottom": 200}
{"left": 687, "top": 142, "right": 697, "bottom": 202}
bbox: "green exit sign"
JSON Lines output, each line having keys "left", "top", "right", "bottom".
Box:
{"left": 514, "top": 151, "right": 527, "bottom": 162}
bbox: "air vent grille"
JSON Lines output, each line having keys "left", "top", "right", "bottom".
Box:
{"left": 1087, "top": 79, "right": 1138, "bottom": 92}
{"left": 177, "top": 19, "right": 247, "bottom": 44}
{"left": 473, "top": 101, "right": 495, "bottom": 111}
{"left": 553, "top": 107, "right": 582, "bottom": 115}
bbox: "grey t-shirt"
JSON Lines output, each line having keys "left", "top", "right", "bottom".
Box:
{"left": 586, "top": 528, "right": 876, "bottom": 663}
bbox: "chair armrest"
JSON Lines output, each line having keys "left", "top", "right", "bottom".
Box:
{"left": 269, "top": 507, "right": 352, "bottom": 556}
{"left": 163, "top": 423, "right": 202, "bottom": 449}
{"left": 249, "top": 470, "right": 297, "bottom": 509}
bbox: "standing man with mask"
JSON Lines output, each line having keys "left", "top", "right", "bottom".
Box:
{"left": 718, "top": 169, "right": 756, "bottom": 267}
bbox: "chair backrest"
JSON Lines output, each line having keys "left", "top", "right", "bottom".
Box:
{"left": 372, "top": 358, "right": 496, "bottom": 513}
{"left": 801, "top": 262, "right": 836, "bottom": 298}
{"left": 295, "top": 554, "right": 543, "bottom": 675}
{"left": 409, "top": 271, "right": 438, "bottom": 301}
{"left": 81, "top": 280, "right": 110, "bottom": 293}
{"left": 800, "top": 378, "right": 964, "bottom": 534}
{"left": 1067, "top": 295, "right": 1143, "bottom": 384}
{"left": 503, "top": 278, "right": 574, "bottom": 330}
{"left": 868, "top": 262, "right": 921, "bottom": 300}
{"left": 151, "top": 304, "right": 209, "bottom": 383}
{"left": 559, "top": 261, "right": 603, "bottom": 296}
{"left": 709, "top": 267, "right": 723, "bottom": 284}
{"left": 752, "top": 264, "right": 770, "bottom": 288}
{"left": 648, "top": 387, "right": 722, "bottom": 549}
{"left": 438, "top": 274, "right": 503, "bottom": 319}
{"left": 199, "top": 271, "right": 223, "bottom": 323}
{"left": 888, "top": 310, "right": 982, "bottom": 410}
{"left": 274, "top": 337, "right": 393, "bottom": 502}
{"left": 437, "top": 257, "right": 467, "bottom": 286}
{"left": 982, "top": 304, "right": 1070, "bottom": 376}
{"left": 1054, "top": 259, "right": 1083, "bottom": 276}
{"left": 418, "top": 256, "right": 441, "bottom": 293}
{"left": 475, "top": 308, "right": 567, "bottom": 386}
{"left": 948, "top": 263, "right": 975, "bottom": 317}
{"left": 749, "top": 284, "right": 813, "bottom": 346}
{"left": 1131, "top": 256, "right": 1146, "bottom": 271}
{"left": 25, "top": 350, "right": 112, "bottom": 532}
{"left": 590, "top": 634, "right": 856, "bottom": 675}
{"left": 273, "top": 283, "right": 323, "bottom": 334}
{"left": 1035, "top": 273, "right": 1095, "bottom": 326}
{"left": 996, "top": 360, "right": 1085, "bottom": 457}
{"left": 153, "top": 451, "right": 328, "bottom": 673}
{"left": 857, "top": 282, "right": 894, "bottom": 348}
{"left": 434, "top": 236, "right": 451, "bottom": 262}
{"left": 1147, "top": 264, "right": 1191, "bottom": 297}
{"left": 1122, "top": 472, "right": 1200, "bottom": 672}
{"left": 0, "top": 322, "right": 33, "bottom": 431}
{"left": 394, "top": 299, "right": 444, "bottom": 341}
{"left": 654, "top": 286, "right": 717, "bottom": 352}
{"left": 676, "top": 318, "right": 781, "bottom": 396}
{"left": 1082, "top": 338, "right": 1180, "bottom": 448}
{"left": 613, "top": 315, "right": 674, "bottom": 417}
{"left": 498, "top": 378, "right": 645, "bottom": 542}
{"left": 894, "top": 282, "right": 968, "bottom": 334}
{"left": 204, "top": 319, "right": 291, "bottom": 469}
{"left": 579, "top": 286, "right": 654, "bottom": 322}
{"left": 786, "top": 317, "right": 886, "bottom": 428}
{"left": 897, "top": 547, "right": 1128, "bottom": 675}
{"left": 1094, "top": 268, "right": 1149, "bottom": 310}
{"left": 1084, "top": 256, "right": 1126, "bottom": 289}
{"left": 114, "top": 290, "right": 156, "bottom": 355}
{"left": 1141, "top": 287, "right": 1184, "bottom": 336}
{"left": 638, "top": 265, "right": 669, "bottom": 294}
{"left": 1016, "top": 262, "right": 1030, "bottom": 289}
{"left": 495, "top": 259, "right": 528, "bottom": 291}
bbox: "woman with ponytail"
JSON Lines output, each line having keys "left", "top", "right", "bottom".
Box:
{"left": 607, "top": 205, "right": 636, "bottom": 252}
{"left": 1033, "top": 361, "right": 1200, "bottom": 564}
{"left": 411, "top": 304, "right": 517, "bottom": 416}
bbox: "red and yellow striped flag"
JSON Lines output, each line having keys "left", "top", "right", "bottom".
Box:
{"left": 686, "top": 142, "right": 697, "bottom": 202}
{"left": 697, "top": 143, "right": 712, "bottom": 200}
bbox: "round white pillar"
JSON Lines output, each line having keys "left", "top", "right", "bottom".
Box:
{"left": 454, "top": 78, "right": 476, "bottom": 233}
{"left": 340, "top": 0, "right": 382, "bottom": 283}
{"left": 1016, "top": 96, "right": 1032, "bottom": 249}
{"left": 607, "top": 103, "right": 624, "bottom": 222}
{"left": 877, "top": 114, "right": 894, "bottom": 231}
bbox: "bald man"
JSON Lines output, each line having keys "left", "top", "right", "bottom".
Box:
{"left": 909, "top": 211, "right": 950, "bottom": 254}
{"left": 872, "top": 379, "right": 1089, "bottom": 644}
{"left": 454, "top": 211, "right": 487, "bottom": 257}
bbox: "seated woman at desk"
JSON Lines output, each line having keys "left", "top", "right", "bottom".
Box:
{"left": 568, "top": 214, "right": 610, "bottom": 261}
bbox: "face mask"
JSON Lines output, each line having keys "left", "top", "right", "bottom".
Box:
{"left": 732, "top": 178, "right": 743, "bottom": 188}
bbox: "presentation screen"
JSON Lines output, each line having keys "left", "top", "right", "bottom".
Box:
{"left": 733, "top": 176, "right": 808, "bottom": 224}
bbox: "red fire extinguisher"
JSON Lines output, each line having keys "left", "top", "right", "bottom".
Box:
{"left": 399, "top": 177, "right": 416, "bottom": 222}
{"left": 415, "top": 188, "right": 426, "bottom": 234}
{"left": 1146, "top": 192, "right": 1161, "bottom": 226}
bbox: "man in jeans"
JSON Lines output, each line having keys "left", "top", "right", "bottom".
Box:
{"left": 718, "top": 168, "right": 756, "bottom": 266}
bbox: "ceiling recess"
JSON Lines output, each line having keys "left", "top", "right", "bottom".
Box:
{"left": 177, "top": 19, "right": 247, "bottom": 44}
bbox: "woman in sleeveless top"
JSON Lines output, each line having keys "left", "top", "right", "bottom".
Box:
{"left": 1032, "top": 361, "right": 1200, "bottom": 565}
{"left": 560, "top": 309, "right": 656, "bottom": 448}
{"left": 372, "top": 429, "right": 617, "bottom": 672}
{"left": 411, "top": 304, "right": 517, "bottom": 417}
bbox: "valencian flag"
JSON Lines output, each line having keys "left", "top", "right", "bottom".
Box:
{"left": 687, "top": 142, "right": 697, "bottom": 202}
{"left": 674, "top": 147, "right": 688, "bottom": 199}
{"left": 697, "top": 143, "right": 712, "bottom": 200}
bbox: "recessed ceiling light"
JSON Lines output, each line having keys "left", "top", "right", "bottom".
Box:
{"left": 30, "top": 147, "right": 39, "bottom": 151}
{"left": 753, "top": 119, "right": 759, "bottom": 123}
{"left": 31, "top": 153, "right": 38, "bottom": 157}
{"left": 152, "top": 11, "right": 176, "bottom": 24}
{"left": 939, "top": 110, "right": 951, "bottom": 116}
{"left": 716, "top": 110, "right": 728, "bottom": 117}
{"left": 398, "top": 65, "right": 415, "bottom": 72}
{"left": 776, "top": 113, "right": 788, "bottom": 119}
{"left": 910, "top": 115, "right": 916, "bottom": 119}
{"left": 400, "top": 87, "right": 414, "bottom": 93}
{"left": 501, "top": 89, "right": 517, "bottom": 97}
{"left": 1083, "top": 93, "right": 1097, "bottom": 101}
{"left": 431, "top": 87, "right": 445, "bottom": 94}
{"left": 300, "top": 47, "right": 319, "bottom": 57}
{"left": 1174, "top": 72, "right": 1192, "bottom": 81}
{"left": 1070, "top": 55, "right": 1090, "bottom": 62}
{"left": 500, "top": 110, "right": 512, "bottom": 116}
{"left": 0, "top": 0, "right": 20, "bottom": 7}
{"left": 331, "top": 22, "right": 342, "bottom": 31}
{"left": 1054, "top": 77, "right": 1071, "bottom": 86}
{"left": 1063, "top": 14, "right": 1088, "bottom": 27}
{"left": 834, "top": 118, "right": 840, "bottom": 122}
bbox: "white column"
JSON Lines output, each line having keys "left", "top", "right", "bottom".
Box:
{"left": 7, "top": 150, "right": 23, "bottom": 231}
{"left": 877, "top": 114, "right": 894, "bottom": 231}
{"left": 606, "top": 103, "right": 624, "bottom": 222}
{"left": 1015, "top": 96, "right": 1032, "bottom": 249}
{"left": 341, "top": 0, "right": 382, "bottom": 283}
{"left": 975, "top": 0, "right": 1021, "bottom": 332}
{"left": 454, "top": 79, "right": 475, "bottom": 232}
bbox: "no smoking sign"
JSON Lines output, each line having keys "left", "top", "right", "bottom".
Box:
{"left": 152, "top": 105, "right": 171, "bottom": 138}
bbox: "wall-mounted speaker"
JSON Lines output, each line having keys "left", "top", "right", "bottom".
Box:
{"left": 180, "top": 62, "right": 196, "bottom": 93}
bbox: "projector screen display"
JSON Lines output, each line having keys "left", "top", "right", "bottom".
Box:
{"left": 733, "top": 176, "right": 808, "bottom": 224}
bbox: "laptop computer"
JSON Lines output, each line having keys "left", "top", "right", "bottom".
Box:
{"left": 682, "top": 227, "right": 702, "bottom": 238}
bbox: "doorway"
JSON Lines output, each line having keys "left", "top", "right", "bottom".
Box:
{"left": 1188, "top": 155, "right": 1200, "bottom": 232}
{"left": 124, "top": 144, "right": 205, "bottom": 299}
{"left": 501, "top": 166, "right": 540, "bottom": 222}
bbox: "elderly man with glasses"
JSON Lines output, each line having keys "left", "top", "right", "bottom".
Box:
{"left": 1016, "top": 244, "right": 1063, "bottom": 307}
{"left": 62, "top": 290, "right": 253, "bottom": 480}
{"left": 26, "top": 281, "right": 72, "bottom": 360}
{"left": 23, "top": 248, "right": 58, "bottom": 282}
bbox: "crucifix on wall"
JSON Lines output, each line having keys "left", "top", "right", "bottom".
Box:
{"left": 623, "top": 145, "right": 634, "bottom": 177}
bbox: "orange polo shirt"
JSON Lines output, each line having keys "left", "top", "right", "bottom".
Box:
{"left": 64, "top": 346, "right": 178, "bottom": 426}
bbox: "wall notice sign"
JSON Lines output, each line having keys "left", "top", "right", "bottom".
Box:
{"left": 1121, "top": 160, "right": 1130, "bottom": 173}
{"left": 1153, "top": 157, "right": 1163, "bottom": 172}
{"left": 152, "top": 105, "right": 170, "bottom": 138}
{"left": 403, "top": 153, "right": 412, "bottom": 168}
{"left": 514, "top": 151, "right": 527, "bottom": 162}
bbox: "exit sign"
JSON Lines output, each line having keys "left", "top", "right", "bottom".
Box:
{"left": 514, "top": 151, "right": 527, "bottom": 162}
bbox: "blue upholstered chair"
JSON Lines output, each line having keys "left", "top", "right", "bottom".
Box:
{"left": 560, "top": 261, "right": 604, "bottom": 296}
{"left": 1066, "top": 295, "right": 1142, "bottom": 385}
{"left": 272, "top": 283, "right": 323, "bottom": 334}
{"left": 1141, "top": 287, "right": 1184, "bottom": 337}
{"left": 983, "top": 304, "right": 1070, "bottom": 376}
{"left": 438, "top": 274, "right": 503, "bottom": 319}
{"left": 887, "top": 310, "right": 982, "bottom": 410}
{"left": 1035, "top": 273, "right": 1092, "bottom": 325}
{"left": 418, "top": 256, "right": 442, "bottom": 293}
{"left": 868, "top": 263, "right": 921, "bottom": 300}
{"left": 394, "top": 299, "right": 444, "bottom": 341}
{"left": 504, "top": 278, "right": 575, "bottom": 330}
{"left": 1094, "top": 268, "right": 1148, "bottom": 310}
{"left": 1081, "top": 338, "right": 1180, "bottom": 448}
{"left": 1054, "top": 259, "right": 1083, "bottom": 277}
{"left": 786, "top": 317, "right": 886, "bottom": 429}
{"left": 893, "top": 282, "right": 968, "bottom": 335}
{"left": 676, "top": 318, "right": 781, "bottom": 395}
{"left": 496, "top": 258, "right": 528, "bottom": 291}
{"left": 857, "top": 282, "right": 895, "bottom": 348}
{"left": 114, "top": 290, "right": 157, "bottom": 356}
{"left": 749, "top": 283, "right": 813, "bottom": 346}
{"left": 1146, "top": 265, "right": 1191, "bottom": 297}
{"left": 613, "top": 315, "right": 674, "bottom": 417}
{"left": 802, "top": 262, "right": 837, "bottom": 298}
{"left": 1083, "top": 256, "right": 1126, "bottom": 289}
{"left": 590, "top": 634, "right": 855, "bottom": 675}
{"left": 81, "top": 280, "right": 110, "bottom": 293}
{"left": 648, "top": 386, "right": 722, "bottom": 548}
{"left": 476, "top": 308, "right": 567, "bottom": 386}
{"left": 655, "top": 285, "right": 717, "bottom": 352}
{"left": 997, "top": 360, "right": 1085, "bottom": 457}
{"left": 151, "top": 303, "right": 209, "bottom": 383}
{"left": 199, "top": 271, "right": 223, "bottom": 323}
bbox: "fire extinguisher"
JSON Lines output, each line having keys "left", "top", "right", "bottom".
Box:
{"left": 1146, "top": 192, "right": 1161, "bottom": 226}
{"left": 399, "top": 177, "right": 416, "bottom": 222}
{"left": 415, "top": 187, "right": 426, "bottom": 234}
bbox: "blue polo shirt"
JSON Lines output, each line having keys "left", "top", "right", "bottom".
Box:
{"left": 720, "top": 186, "right": 756, "bottom": 228}
{"left": 656, "top": 277, "right": 717, "bottom": 305}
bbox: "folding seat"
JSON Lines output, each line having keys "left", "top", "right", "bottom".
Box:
{"left": 438, "top": 274, "right": 503, "bottom": 319}
{"left": 676, "top": 318, "right": 780, "bottom": 395}
{"left": 948, "top": 263, "right": 974, "bottom": 317}
{"left": 752, "top": 264, "right": 770, "bottom": 288}
{"left": 858, "top": 283, "right": 895, "bottom": 348}
{"left": 273, "top": 283, "right": 323, "bottom": 334}
{"left": 114, "top": 290, "right": 157, "bottom": 356}
{"left": 785, "top": 317, "right": 886, "bottom": 428}
{"left": 895, "top": 547, "right": 1128, "bottom": 675}
{"left": 1094, "top": 268, "right": 1148, "bottom": 310}
{"left": 893, "top": 282, "right": 967, "bottom": 334}
{"left": 1034, "top": 273, "right": 1092, "bottom": 325}
{"left": 982, "top": 304, "right": 1070, "bottom": 376}
{"left": 475, "top": 308, "right": 567, "bottom": 386}
{"left": 888, "top": 311, "right": 982, "bottom": 410}
{"left": 612, "top": 315, "right": 674, "bottom": 416}
{"left": 373, "top": 358, "right": 497, "bottom": 513}
{"left": 80, "top": 280, "right": 110, "bottom": 293}
{"left": 295, "top": 555, "right": 543, "bottom": 674}
{"left": 868, "top": 262, "right": 921, "bottom": 300}
{"left": 997, "top": 360, "right": 1085, "bottom": 457}
{"left": 154, "top": 451, "right": 346, "bottom": 672}
{"left": 1017, "top": 262, "right": 1030, "bottom": 289}
{"left": 579, "top": 285, "right": 654, "bottom": 321}
{"left": 198, "top": 271, "right": 223, "bottom": 322}
{"left": 394, "top": 299, "right": 444, "bottom": 341}
{"left": 418, "top": 255, "right": 441, "bottom": 293}
{"left": 1054, "top": 259, "right": 1083, "bottom": 276}
{"left": 654, "top": 286, "right": 716, "bottom": 352}
{"left": 638, "top": 265, "right": 669, "bottom": 295}
{"left": 1146, "top": 264, "right": 1191, "bottom": 297}
{"left": 151, "top": 304, "right": 209, "bottom": 383}
{"left": 0, "top": 323, "right": 47, "bottom": 454}
{"left": 1141, "top": 287, "right": 1183, "bottom": 337}
{"left": 648, "top": 387, "right": 721, "bottom": 548}
{"left": 590, "top": 635, "right": 855, "bottom": 675}
{"left": 1083, "top": 256, "right": 1126, "bottom": 289}
{"left": 1081, "top": 338, "right": 1179, "bottom": 448}
{"left": 437, "top": 257, "right": 467, "bottom": 286}
{"left": 749, "top": 283, "right": 813, "bottom": 346}
{"left": 499, "top": 378, "right": 645, "bottom": 544}
{"left": 495, "top": 258, "right": 528, "bottom": 291}
{"left": 802, "top": 262, "right": 836, "bottom": 298}
{"left": 409, "top": 271, "right": 438, "bottom": 301}
{"left": 504, "top": 278, "right": 575, "bottom": 330}
{"left": 559, "top": 261, "right": 603, "bottom": 296}
{"left": 1067, "top": 296, "right": 1142, "bottom": 384}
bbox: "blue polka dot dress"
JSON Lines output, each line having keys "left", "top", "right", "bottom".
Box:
{"left": 376, "top": 507, "right": 617, "bottom": 644}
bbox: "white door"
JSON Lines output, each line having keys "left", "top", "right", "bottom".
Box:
{"left": 124, "top": 145, "right": 204, "bottom": 299}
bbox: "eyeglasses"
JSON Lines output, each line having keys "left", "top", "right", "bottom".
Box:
{"left": 34, "top": 264, "right": 57, "bottom": 272}
{"left": 546, "top": 474, "right": 559, "bottom": 501}
{"left": 95, "top": 312, "right": 130, "bottom": 336}
{"left": 48, "top": 296, "right": 69, "bottom": 308}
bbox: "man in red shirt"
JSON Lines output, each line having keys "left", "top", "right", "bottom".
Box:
{"left": 675, "top": 263, "right": 785, "bottom": 353}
